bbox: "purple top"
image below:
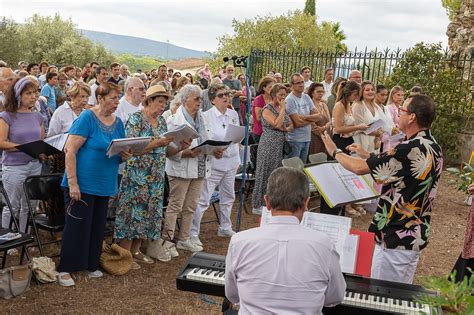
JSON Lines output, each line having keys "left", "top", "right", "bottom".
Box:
{"left": 0, "top": 112, "right": 44, "bottom": 166}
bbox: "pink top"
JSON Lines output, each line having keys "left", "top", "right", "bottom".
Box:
{"left": 251, "top": 95, "right": 266, "bottom": 136}
{"left": 198, "top": 68, "right": 211, "bottom": 80}
{"left": 386, "top": 103, "right": 399, "bottom": 127}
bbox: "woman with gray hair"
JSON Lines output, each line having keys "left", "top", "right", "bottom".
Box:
{"left": 190, "top": 83, "right": 240, "bottom": 247}
{"left": 156, "top": 84, "right": 223, "bottom": 260}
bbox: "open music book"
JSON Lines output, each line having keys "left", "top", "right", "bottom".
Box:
{"left": 304, "top": 162, "right": 379, "bottom": 208}
{"left": 260, "top": 209, "right": 359, "bottom": 274}
{"left": 106, "top": 137, "right": 151, "bottom": 157}
{"left": 191, "top": 140, "right": 232, "bottom": 155}
{"left": 16, "top": 133, "right": 69, "bottom": 158}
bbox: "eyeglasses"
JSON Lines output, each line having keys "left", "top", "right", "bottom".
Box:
{"left": 398, "top": 107, "right": 411, "bottom": 115}
{"left": 216, "top": 92, "right": 230, "bottom": 98}
{"left": 66, "top": 199, "right": 88, "bottom": 220}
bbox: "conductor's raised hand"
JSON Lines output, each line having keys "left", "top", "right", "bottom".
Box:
{"left": 346, "top": 144, "right": 370, "bottom": 159}
{"left": 321, "top": 131, "right": 337, "bottom": 156}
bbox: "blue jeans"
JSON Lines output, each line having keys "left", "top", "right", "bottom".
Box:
{"left": 287, "top": 141, "right": 310, "bottom": 163}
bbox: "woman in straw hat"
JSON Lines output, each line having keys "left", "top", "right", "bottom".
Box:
{"left": 114, "top": 85, "right": 187, "bottom": 267}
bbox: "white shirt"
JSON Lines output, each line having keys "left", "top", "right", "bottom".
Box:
{"left": 304, "top": 79, "right": 313, "bottom": 91}
{"left": 115, "top": 96, "right": 142, "bottom": 125}
{"left": 225, "top": 215, "right": 346, "bottom": 315}
{"left": 202, "top": 106, "right": 240, "bottom": 172}
{"left": 321, "top": 80, "right": 333, "bottom": 101}
{"left": 47, "top": 102, "right": 79, "bottom": 137}
{"left": 88, "top": 83, "right": 99, "bottom": 106}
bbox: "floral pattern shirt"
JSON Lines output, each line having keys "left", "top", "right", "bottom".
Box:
{"left": 366, "top": 130, "right": 443, "bottom": 251}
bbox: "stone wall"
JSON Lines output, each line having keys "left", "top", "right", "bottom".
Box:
{"left": 446, "top": 0, "right": 473, "bottom": 82}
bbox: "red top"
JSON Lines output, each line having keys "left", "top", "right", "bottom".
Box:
{"left": 251, "top": 95, "right": 266, "bottom": 136}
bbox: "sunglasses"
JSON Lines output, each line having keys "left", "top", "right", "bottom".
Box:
{"left": 66, "top": 199, "right": 88, "bottom": 220}
{"left": 216, "top": 92, "right": 230, "bottom": 98}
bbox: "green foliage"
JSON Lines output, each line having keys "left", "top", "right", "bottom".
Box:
{"left": 116, "top": 54, "right": 163, "bottom": 73}
{"left": 384, "top": 42, "right": 473, "bottom": 162}
{"left": 416, "top": 271, "right": 474, "bottom": 314}
{"left": 321, "top": 21, "right": 347, "bottom": 52}
{"left": 304, "top": 0, "right": 316, "bottom": 16}
{"left": 441, "top": 0, "right": 462, "bottom": 20}
{"left": 213, "top": 10, "right": 339, "bottom": 70}
{"left": 0, "top": 17, "right": 23, "bottom": 67}
{"left": 447, "top": 163, "right": 474, "bottom": 192}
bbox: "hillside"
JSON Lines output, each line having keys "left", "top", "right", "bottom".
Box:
{"left": 80, "top": 29, "right": 209, "bottom": 60}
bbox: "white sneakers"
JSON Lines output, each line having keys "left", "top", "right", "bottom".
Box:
{"left": 58, "top": 270, "right": 103, "bottom": 287}
{"left": 217, "top": 230, "right": 236, "bottom": 238}
{"left": 147, "top": 239, "right": 176, "bottom": 262}
{"left": 190, "top": 236, "right": 203, "bottom": 247}
{"left": 176, "top": 239, "right": 203, "bottom": 252}
{"left": 57, "top": 272, "right": 75, "bottom": 287}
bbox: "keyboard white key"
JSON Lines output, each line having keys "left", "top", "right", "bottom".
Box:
{"left": 342, "top": 291, "right": 431, "bottom": 314}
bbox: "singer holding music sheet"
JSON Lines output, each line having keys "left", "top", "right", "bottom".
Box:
{"left": 190, "top": 83, "right": 241, "bottom": 246}
{"left": 58, "top": 82, "right": 131, "bottom": 287}
{"left": 321, "top": 94, "right": 443, "bottom": 284}
{"left": 225, "top": 168, "right": 346, "bottom": 314}
{"left": 0, "top": 77, "right": 45, "bottom": 233}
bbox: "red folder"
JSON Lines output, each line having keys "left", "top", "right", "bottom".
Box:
{"left": 350, "top": 229, "right": 375, "bottom": 277}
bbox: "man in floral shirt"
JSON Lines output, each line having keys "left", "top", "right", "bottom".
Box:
{"left": 321, "top": 94, "right": 443, "bottom": 284}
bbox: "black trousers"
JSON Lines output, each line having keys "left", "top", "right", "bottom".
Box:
{"left": 58, "top": 189, "right": 109, "bottom": 273}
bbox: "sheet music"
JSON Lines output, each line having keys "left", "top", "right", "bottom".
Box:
{"left": 363, "top": 119, "right": 385, "bottom": 134}
{"left": 191, "top": 140, "right": 231, "bottom": 155}
{"left": 301, "top": 212, "right": 351, "bottom": 255}
{"left": 340, "top": 234, "right": 359, "bottom": 274}
{"left": 161, "top": 124, "right": 200, "bottom": 147}
{"left": 106, "top": 137, "right": 151, "bottom": 157}
{"left": 304, "top": 163, "right": 379, "bottom": 207}
{"left": 44, "top": 133, "right": 68, "bottom": 151}
{"left": 224, "top": 124, "right": 245, "bottom": 144}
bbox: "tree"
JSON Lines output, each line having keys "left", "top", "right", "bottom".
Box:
{"left": 116, "top": 54, "right": 163, "bottom": 73}
{"left": 384, "top": 42, "right": 472, "bottom": 161}
{"left": 304, "top": 0, "right": 316, "bottom": 16}
{"left": 0, "top": 17, "right": 23, "bottom": 67}
{"left": 322, "top": 21, "right": 347, "bottom": 52}
{"left": 0, "top": 14, "right": 115, "bottom": 68}
{"left": 215, "top": 10, "right": 338, "bottom": 65}
{"left": 441, "top": 0, "right": 462, "bottom": 20}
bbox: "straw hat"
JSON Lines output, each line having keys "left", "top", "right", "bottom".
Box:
{"left": 146, "top": 84, "right": 170, "bottom": 99}
{"left": 99, "top": 242, "right": 133, "bottom": 276}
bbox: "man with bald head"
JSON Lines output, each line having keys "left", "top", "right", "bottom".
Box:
{"left": 115, "top": 77, "right": 146, "bottom": 124}
{"left": 0, "top": 67, "right": 16, "bottom": 111}
{"left": 348, "top": 70, "right": 362, "bottom": 84}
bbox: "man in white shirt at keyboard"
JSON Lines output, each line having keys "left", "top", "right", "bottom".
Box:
{"left": 225, "top": 167, "right": 346, "bottom": 314}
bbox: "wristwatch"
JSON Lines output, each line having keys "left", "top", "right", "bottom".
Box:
{"left": 332, "top": 148, "right": 343, "bottom": 159}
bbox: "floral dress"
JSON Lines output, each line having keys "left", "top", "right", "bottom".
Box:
{"left": 114, "top": 111, "right": 167, "bottom": 240}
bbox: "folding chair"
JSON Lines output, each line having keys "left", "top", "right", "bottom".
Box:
{"left": 201, "top": 191, "right": 221, "bottom": 225}
{"left": 0, "top": 181, "right": 33, "bottom": 269}
{"left": 235, "top": 144, "right": 258, "bottom": 198}
{"left": 308, "top": 152, "right": 328, "bottom": 164}
{"left": 23, "top": 174, "right": 65, "bottom": 257}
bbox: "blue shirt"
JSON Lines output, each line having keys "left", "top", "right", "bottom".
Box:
{"left": 61, "top": 110, "right": 125, "bottom": 196}
{"left": 40, "top": 84, "right": 56, "bottom": 111}
{"left": 285, "top": 92, "right": 314, "bottom": 142}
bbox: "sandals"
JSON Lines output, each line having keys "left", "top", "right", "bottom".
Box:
{"left": 345, "top": 205, "right": 361, "bottom": 218}
{"left": 133, "top": 251, "right": 154, "bottom": 264}
{"left": 353, "top": 204, "right": 367, "bottom": 215}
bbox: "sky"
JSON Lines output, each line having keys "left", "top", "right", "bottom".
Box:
{"left": 1, "top": 0, "right": 450, "bottom": 53}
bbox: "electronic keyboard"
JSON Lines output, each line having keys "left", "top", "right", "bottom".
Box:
{"left": 176, "top": 252, "right": 441, "bottom": 315}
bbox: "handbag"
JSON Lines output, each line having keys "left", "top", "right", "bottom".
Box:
{"left": 283, "top": 140, "right": 292, "bottom": 156}
{"left": 99, "top": 242, "right": 133, "bottom": 276}
{"left": 0, "top": 264, "right": 32, "bottom": 299}
{"left": 32, "top": 257, "right": 58, "bottom": 283}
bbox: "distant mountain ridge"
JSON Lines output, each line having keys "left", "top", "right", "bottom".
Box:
{"left": 80, "top": 29, "right": 209, "bottom": 60}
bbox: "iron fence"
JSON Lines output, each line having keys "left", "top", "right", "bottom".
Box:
{"left": 248, "top": 47, "right": 473, "bottom": 86}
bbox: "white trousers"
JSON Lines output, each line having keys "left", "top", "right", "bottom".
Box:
{"left": 191, "top": 168, "right": 237, "bottom": 237}
{"left": 2, "top": 160, "right": 42, "bottom": 232}
{"left": 371, "top": 244, "right": 420, "bottom": 284}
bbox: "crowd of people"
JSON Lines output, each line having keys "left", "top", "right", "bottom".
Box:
{"left": 0, "top": 58, "right": 471, "bottom": 311}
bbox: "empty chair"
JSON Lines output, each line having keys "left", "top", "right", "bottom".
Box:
{"left": 308, "top": 152, "right": 328, "bottom": 164}
{"left": 23, "top": 174, "right": 65, "bottom": 257}
{"left": 281, "top": 157, "right": 304, "bottom": 170}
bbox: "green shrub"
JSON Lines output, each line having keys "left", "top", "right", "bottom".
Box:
{"left": 384, "top": 42, "right": 473, "bottom": 162}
